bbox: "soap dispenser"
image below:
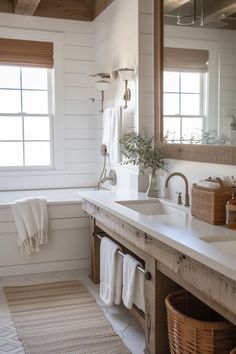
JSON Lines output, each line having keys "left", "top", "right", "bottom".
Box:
{"left": 226, "top": 191, "right": 236, "bottom": 229}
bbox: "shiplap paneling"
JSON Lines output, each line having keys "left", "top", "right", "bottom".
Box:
{"left": 0, "top": 202, "right": 90, "bottom": 275}
{"left": 0, "top": 13, "right": 97, "bottom": 190}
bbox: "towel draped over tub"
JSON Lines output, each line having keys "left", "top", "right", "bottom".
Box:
{"left": 11, "top": 197, "right": 48, "bottom": 256}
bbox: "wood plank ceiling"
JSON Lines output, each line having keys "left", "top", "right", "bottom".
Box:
{"left": 164, "top": 0, "right": 236, "bottom": 30}
{"left": 0, "top": 0, "right": 113, "bottom": 21}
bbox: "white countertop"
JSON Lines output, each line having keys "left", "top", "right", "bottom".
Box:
{"left": 80, "top": 189, "right": 236, "bottom": 282}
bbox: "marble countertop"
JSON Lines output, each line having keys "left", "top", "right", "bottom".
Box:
{"left": 80, "top": 189, "right": 236, "bottom": 282}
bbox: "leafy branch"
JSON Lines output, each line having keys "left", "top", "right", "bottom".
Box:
{"left": 119, "top": 132, "right": 166, "bottom": 173}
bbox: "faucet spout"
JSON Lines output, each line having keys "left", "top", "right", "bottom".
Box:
{"left": 165, "top": 172, "right": 190, "bottom": 207}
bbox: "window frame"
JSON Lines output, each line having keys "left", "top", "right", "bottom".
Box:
{"left": 0, "top": 67, "right": 53, "bottom": 170}
{"left": 0, "top": 27, "right": 65, "bottom": 173}
{"left": 163, "top": 70, "right": 207, "bottom": 143}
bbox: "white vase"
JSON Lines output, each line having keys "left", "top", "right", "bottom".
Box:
{"left": 147, "top": 170, "right": 159, "bottom": 198}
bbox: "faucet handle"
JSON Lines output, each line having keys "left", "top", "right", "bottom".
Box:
{"left": 176, "top": 192, "right": 182, "bottom": 205}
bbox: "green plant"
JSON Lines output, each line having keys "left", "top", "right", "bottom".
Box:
{"left": 119, "top": 132, "right": 165, "bottom": 173}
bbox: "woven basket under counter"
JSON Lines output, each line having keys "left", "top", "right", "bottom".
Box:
{"left": 165, "top": 289, "right": 236, "bottom": 354}
{"left": 191, "top": 184, "right": 236, "bottom": 225}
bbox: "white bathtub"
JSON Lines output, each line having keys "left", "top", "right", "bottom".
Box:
{"left": 0, "top": 187, "right": 92, "bottom": 206}
{"left": 0, "top": 188, "right": 91, "bottom": 277}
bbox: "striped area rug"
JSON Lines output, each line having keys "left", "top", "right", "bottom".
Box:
{"left": 4, "top": 280, "right": 131, "bottom": 354}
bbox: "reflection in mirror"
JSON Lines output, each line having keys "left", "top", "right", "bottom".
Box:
{"left": 163, "top": 0, "right": 236, "bottom": 145}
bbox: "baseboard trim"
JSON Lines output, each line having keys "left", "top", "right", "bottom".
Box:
{"left": 0, "top": 259, "right": 89, "bottom": 277}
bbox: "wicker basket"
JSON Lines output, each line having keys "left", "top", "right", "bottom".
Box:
{"left": 191, "top": 183, "right": 236, "bottom": 224}
{"left": 165, "top": 289, "right": 236, "bottom": 354}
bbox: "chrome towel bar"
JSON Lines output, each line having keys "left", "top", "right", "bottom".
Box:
{"left": 94, "top": 233, "right": 152, "bottom": 280}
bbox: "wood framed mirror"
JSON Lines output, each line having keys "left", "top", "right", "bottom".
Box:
{"left": 154, "top": 0, "right": 236, "bottom": 165}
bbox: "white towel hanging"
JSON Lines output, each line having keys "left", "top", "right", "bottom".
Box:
{"left": 122, "top": 254, "right": 145, "bottom": 311}
{"left": 99, "top": 237, "right": 123, "bottom": 306}
{"left": 102, "top": 107, "right": 121, "bottom": 164}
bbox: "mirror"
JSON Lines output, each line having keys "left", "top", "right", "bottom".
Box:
{"left": 154, "top": 0, "right": 236, "bottom": 164}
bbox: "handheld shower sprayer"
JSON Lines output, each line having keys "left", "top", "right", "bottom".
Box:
{"left": 96, "top": 144, "right": 108, "bottom": 190}
{"left": 96, "top": 144, "right": 117, "bottom": 190}
{"left": 100, "top": 144, "right": 107, "bottom": 156}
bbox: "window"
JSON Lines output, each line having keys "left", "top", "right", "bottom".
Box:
{"left": 0, "top": 65, "right": 52, "bottom": 167}
{"left": 163, "top": 71, "right": 206, "bottom": 143}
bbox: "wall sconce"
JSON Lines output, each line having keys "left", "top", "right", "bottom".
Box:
{"left": 117, "top": 68, "right": 135, "bottom": 109}
{"left": 96, "top": 80, "right": 110, "bottom": 113}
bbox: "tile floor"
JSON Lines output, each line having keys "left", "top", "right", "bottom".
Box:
{"left": 0, "top": 270, "right": 145, "bottom": 354}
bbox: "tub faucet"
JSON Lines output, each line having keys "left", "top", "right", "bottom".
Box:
{"left": 97, "top": 169, "right": 117, "bottom": 190}
{"left": 165, "top": 172, "right": 190, "bottom": 207}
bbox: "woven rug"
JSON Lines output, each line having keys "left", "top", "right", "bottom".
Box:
{"left": 4, "top": 280, "right": 131, "bottom": 354}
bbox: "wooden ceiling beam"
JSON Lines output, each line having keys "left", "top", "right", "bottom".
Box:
{"left": 164, "top": 0, "right": 191, "bottom": 14}
{"left": 93, "top": 0, "right": 113, "bottom": 19}
{"left": 204, "top": 0, "right": 236, "bottom": 17}
{"left": 14, "top": 0, "right": 41, "bottom": 15}
{"left": 204, "top": 0, "right": 236, "bottom": 24}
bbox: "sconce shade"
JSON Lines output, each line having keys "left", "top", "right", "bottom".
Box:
{"left": 117, "top": 68, "right": 135, "bottom": 81}
{"left": 96, "top": 80, "right": 110, "bottom": 92}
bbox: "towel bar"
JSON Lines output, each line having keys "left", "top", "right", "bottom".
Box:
{"left": 94, "top": 233, "right": 152, "bottom": 280}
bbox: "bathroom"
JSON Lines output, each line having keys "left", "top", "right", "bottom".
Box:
{"left": 0, "top": 0, "right": 236, "bottom": 353}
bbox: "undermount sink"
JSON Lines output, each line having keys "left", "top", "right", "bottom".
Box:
{"left": 199, "top": 235, "right": 236, "bottom": 243}
{"left": 199, "top": 235, "right": 236, "bottom": 256}
{"left": 116, "top": 199, "right": 188, "bottom": 216}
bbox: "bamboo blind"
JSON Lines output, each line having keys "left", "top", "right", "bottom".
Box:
{"left": 164, "top": 47, "right": 209, "bottom": 72}
{"left": 0, "top": 38, "right": 53, "bottom": 68}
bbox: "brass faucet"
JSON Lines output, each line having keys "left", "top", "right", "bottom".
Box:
{"left": 165, "top": 172, "right": 190, "bottom": 207}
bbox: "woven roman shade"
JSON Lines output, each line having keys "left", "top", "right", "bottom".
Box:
{"left": 0, "top": 38, "right": 53, "bottom": 68}
{"left": 164, "top": 47, "right": 208, "bottom": 72}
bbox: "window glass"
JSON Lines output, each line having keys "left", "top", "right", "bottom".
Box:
{"left": 0, "top": 142, "right": 23, "bottom": 166}
{"left": 164, "top": 117, "right": 181, "bottom": 141}
{"left": 0, "top": 66, "right": 51, "bottom": 168}
{"left": 24, "top": 116, "right": 50, "bottom": 140}
{"left": 22, "top": 68, "right": 48, "bottom": 90}
{"left": 0, "top": 90, "right": 21, "bottom": 113}
{"left": 0, "top": 66, "right": 20, "bottom": 89}
{"left": 0, "top": 117, "right": 22, "bottom": 140}
{"left": 164, "top": 93, "right": 179, "bottom": 115}
{"left": 22, "top": 91, "right": 48, "bottom": 114}
{"left": 25, "top": 142, "right": 50, "bottom": 166}
{"left": 181, "top": 94, "right": 200, "bottom": 115}
{"left": 182, "top": 117, "right": 203, "bottom": 141}
{"left": 163, "top": 71, "right": 205, "bottom": 143}
{"left": 181, "top": 73, "right": 200, "bottom": 93}
{"left": 164, "top": 72, "right": 179, "bottom": 92}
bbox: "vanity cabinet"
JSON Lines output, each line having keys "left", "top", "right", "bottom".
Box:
{"left": 82, "top": 199, "right": 236, "bottom": 354}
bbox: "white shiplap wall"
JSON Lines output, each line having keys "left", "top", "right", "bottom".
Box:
{"left": 139, "top": 0, "right": 154, "bottom": 135}
{"left": 92, "top": 0, "right": 140, "bottom": 191}
{"left": 0, "top": 13, "right": 98, "bottom": 190}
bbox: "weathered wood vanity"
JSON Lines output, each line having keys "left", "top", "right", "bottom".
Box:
{"left": 81, "top": 190, "right": 236, "bottom": 354}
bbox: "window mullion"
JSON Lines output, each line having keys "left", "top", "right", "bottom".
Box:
{"left": 20, "top": 68, "right": 26, "bottom": 167}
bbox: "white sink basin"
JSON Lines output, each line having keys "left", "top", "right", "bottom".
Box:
{"left": 199, "top": 235, "right": 236, "bottom": 243}
{"left": 212, "top": 240, "right": 236, "bottom": 256}
{"left": 116, "top": 199, "right": 188, "bottom": 216}
{"left": 199, "top": 235, "right": 236, "bottom": 256}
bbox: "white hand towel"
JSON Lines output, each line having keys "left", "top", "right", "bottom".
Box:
{"left": 122, "top": 254, "right": 142, "bottom": 309}
{"left": 99, "top": 237, "right": 122, "bottom": 306}
{"left": 11, "top": 197, "right": 48, "bottom": 256}
{"left": 133, "top": 270, "right": 145, "bottom": 312}
{"left": 114, "top": 253, "right": 123, "bottom": 305}
{"left": 102, "top": 107, "right": 121, "bottom": 164}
